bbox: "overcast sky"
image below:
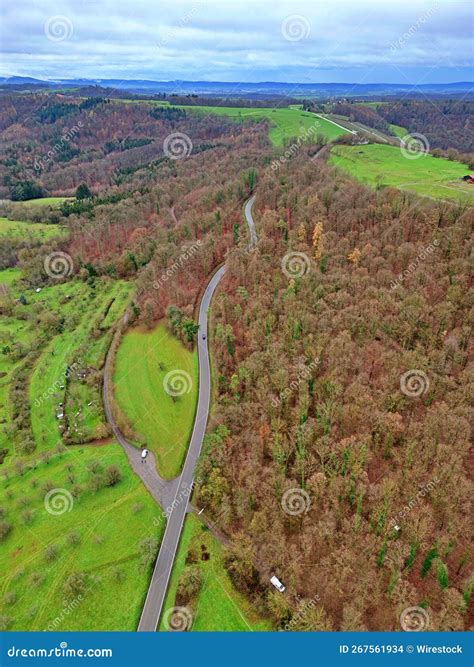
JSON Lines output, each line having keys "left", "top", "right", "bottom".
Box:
{"left": 1, "top": 0, "right": 472, "bottom": 83}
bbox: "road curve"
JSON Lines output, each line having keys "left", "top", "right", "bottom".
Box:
{"left": 137, "top": 194, "right": 257, "bottom": 632}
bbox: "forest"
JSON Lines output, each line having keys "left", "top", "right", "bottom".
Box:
{"left": 327, "top": 99, "right": 474, "bottom": 157}
{"left": 0, "top": 89, "right": 472, "bottom": 632}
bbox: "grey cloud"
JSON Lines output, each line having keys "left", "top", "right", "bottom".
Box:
{"left": 1, "top": 0, "right": 472, "bottom": 82}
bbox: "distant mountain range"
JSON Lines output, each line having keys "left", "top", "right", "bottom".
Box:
{"left": 1, "top": 75, "right": 473, "bottom": 98}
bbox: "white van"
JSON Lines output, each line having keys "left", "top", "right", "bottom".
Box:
{"left": 270, "top": 575, "right": 285, "bottom": 592}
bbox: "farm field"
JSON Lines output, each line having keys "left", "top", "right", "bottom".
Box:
{"left": 0, "top": 443, "right": 164, "bottom": 631}
{"left": 113, "top": 324, "right": 198, "bottom": 479}
{"left": 0, "top": 217, "right": 66, "bottom": 240}
{"left": 329, "top": 143, "right": 474, "bottom": 203}
{"left": 159, "top": 514, "right": 272, "bottom": 632}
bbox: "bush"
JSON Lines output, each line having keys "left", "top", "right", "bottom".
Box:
{"left": 44, "top": 544, "right": 59, "bottom": 561}
{"left": 71, "top": 484, "right": 83, "bottom": 498}
{"left": 105, "top": 465, "right": 122, "bottom": 487}
{"left": 138, "top": 537, "right": 159, "bottom": 568}
{"left": 0, "top": 521, "right": 12, "bottom": 541}
{"left": 67, "top": 531, "right": 81, "bottom": 547}
{"left": 42, "top": 480, "right": 54, "bottom": 495}
{"left": 3, "top": 591, "right": 17, "bottom": 606}
{"left": 89, "top": 474, "right": 105, "bottom": 493}
{"left": 63, "top": 572, "right": 88, "bottom": 601}
{"left": 29, "top": 571, "right": 44, "bottom": 587}
{"left": 176, "top": 566, "right": 203, "bottom": 604}
{"left": 0, "top": 616, "right": 11, "bottom": 631}
{"left": 21, "top": 509, "right": 34, "bottom": 525}
{"left": 87, "top": 460, "right": 102, "bottom": 474}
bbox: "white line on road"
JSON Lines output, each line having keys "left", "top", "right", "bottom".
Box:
{"left": 313, "top": 113, "right": 357, "bottom": 134}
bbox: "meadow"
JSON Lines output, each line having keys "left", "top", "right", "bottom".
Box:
{"left": 114, "top": 98, "right": 347, "bottom": 146}
{"left": 0, "top": 256, "right": 162, "bottom": 631}
{"left": 388, "top": 123, "right": 408, "bottom": 139}
{"left": 0, "top": 268, "right": 21, "bottom": 286}
{"left": 27, "top": 280, "right": 134, "bottom": 452}
{"left": 329, "top": 143, "right": 474, "bottom": 203}
{"left": 0, "top": 217, "right": 66, "bottom": 240}
{"left": 179, "top": 105, "right": 347, "bottom": 146}
{"left": 14, "top": 197, "right": 71, "bottom": 207}
{"left": 0, "top": 256, "right": 136, "bottom": 456}
{"left": 159, "top": 514, "right": 272, "bottom": 631}
{"left": 0, "top": 443, "right": 164, "bottom": 631}
{"left": 113, "top": 324, "right": 198, "bottom": 479}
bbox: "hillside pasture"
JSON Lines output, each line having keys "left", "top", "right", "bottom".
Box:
{"left": 113, "top": 324, "right": 198, "bottom": 479}
{"left": 0, "top": 443, "right": 164, "bottom": 631}
{"left": 159, "top": 514, "right": 272, "bottom": 631}
{"left": 329, "top": 143, "right": 474, "bottom": 203}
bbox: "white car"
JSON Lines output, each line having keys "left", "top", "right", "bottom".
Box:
{"left": 141, "top": 448, "right": 149, "bottom": 460}
{"left": 270, "top": 575, "right": 285, "bottom": 593}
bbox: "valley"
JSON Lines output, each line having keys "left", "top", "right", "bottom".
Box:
{"left": 0, "top": 86, "right": 472, "bottom": 636}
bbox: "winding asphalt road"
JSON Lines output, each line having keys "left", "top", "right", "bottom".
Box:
{"left": 136, "top": 194, "right": 257, "bottom": 632}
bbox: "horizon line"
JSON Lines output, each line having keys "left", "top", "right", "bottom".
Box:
{"left": 2, "top": 74, "right": 474, "bottom": 87}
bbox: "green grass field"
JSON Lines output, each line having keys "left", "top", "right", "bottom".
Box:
{"left": 180, "top": 105, "right": 347, "bottom": 146}
{"left": 0, "top": 219, "right": 158, "bottom": 631}
{"left": 13, "top": 197, "right": 71, "bottom": 207}
{"left": 113, "top": 98, "right": 347, "bottom": 147}
{"left": 0, "top": 315, "right": 34, "bottom": 456}
{"left": 28, "top": 280, "right": 133, "bottom": 452}
{"left": 159, "top": 514, "right": 272, "bottom": 631}
{"left": 0, "top": 217, "right": 66, "bottom": 240}
{"left": 0, "top": 268, "right": 21, "bottom": 287}
{"left": 357, "top": 101, "right": 384, "bottom": 108}
{"left": 0, "top": 276, "right": 133, "bottom": 458}
{"left": 113, "top": 324, "right": 198, "bottom": 479}
{"left": 0, "top": 443, "right": 164, "bottom": 631}
{"left": 389, "top": 123, "right": 408, "bottom": 139}
{"left": 329, "top": 144, "right": 474, "bottom": 203}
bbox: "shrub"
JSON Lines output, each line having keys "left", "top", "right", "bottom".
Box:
{"left": 63, "top": 572, "right": 88, "bottom": 601}
{"left": 0, "top": 521, "right": 12, "bottom": 541}
{"left": 21, "top": 509, "right": 34, "bottom": 525}
{"left": 44, "top": 544, "right": 59, "bottom": 561}
{"left": 3, "top": 591, "right": 17, "bottom": 606}
{"left": 89, "top": 474, "right": 105, "bottom": 493}
{"left": 29, "top": 571, "right": 44, "bottom": 587}
{"left": 105, "top": 465, "right": 122, "bottom": 487}
{"left": 67, "top": 531, "right": 81, "bottom": 547}
{"left": 176, "top": 566, "right": 203, "bottom": 604}
{"left": 0, "top": 616, "right": 11, "bottom": 631}
{"left": 71, "top": 484, "right": 83, "bottom": 498}
{"left": 17, "top": 496, "right": 30, "bottom": 508}
{"left": 86, "top": 460, "right": 102, "bottom": 474}
{"left": 42, "top": 480, "right": 54, "bottom": 495}
{"left": 138, "top": 537, "right": 159, "bottom": 568}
